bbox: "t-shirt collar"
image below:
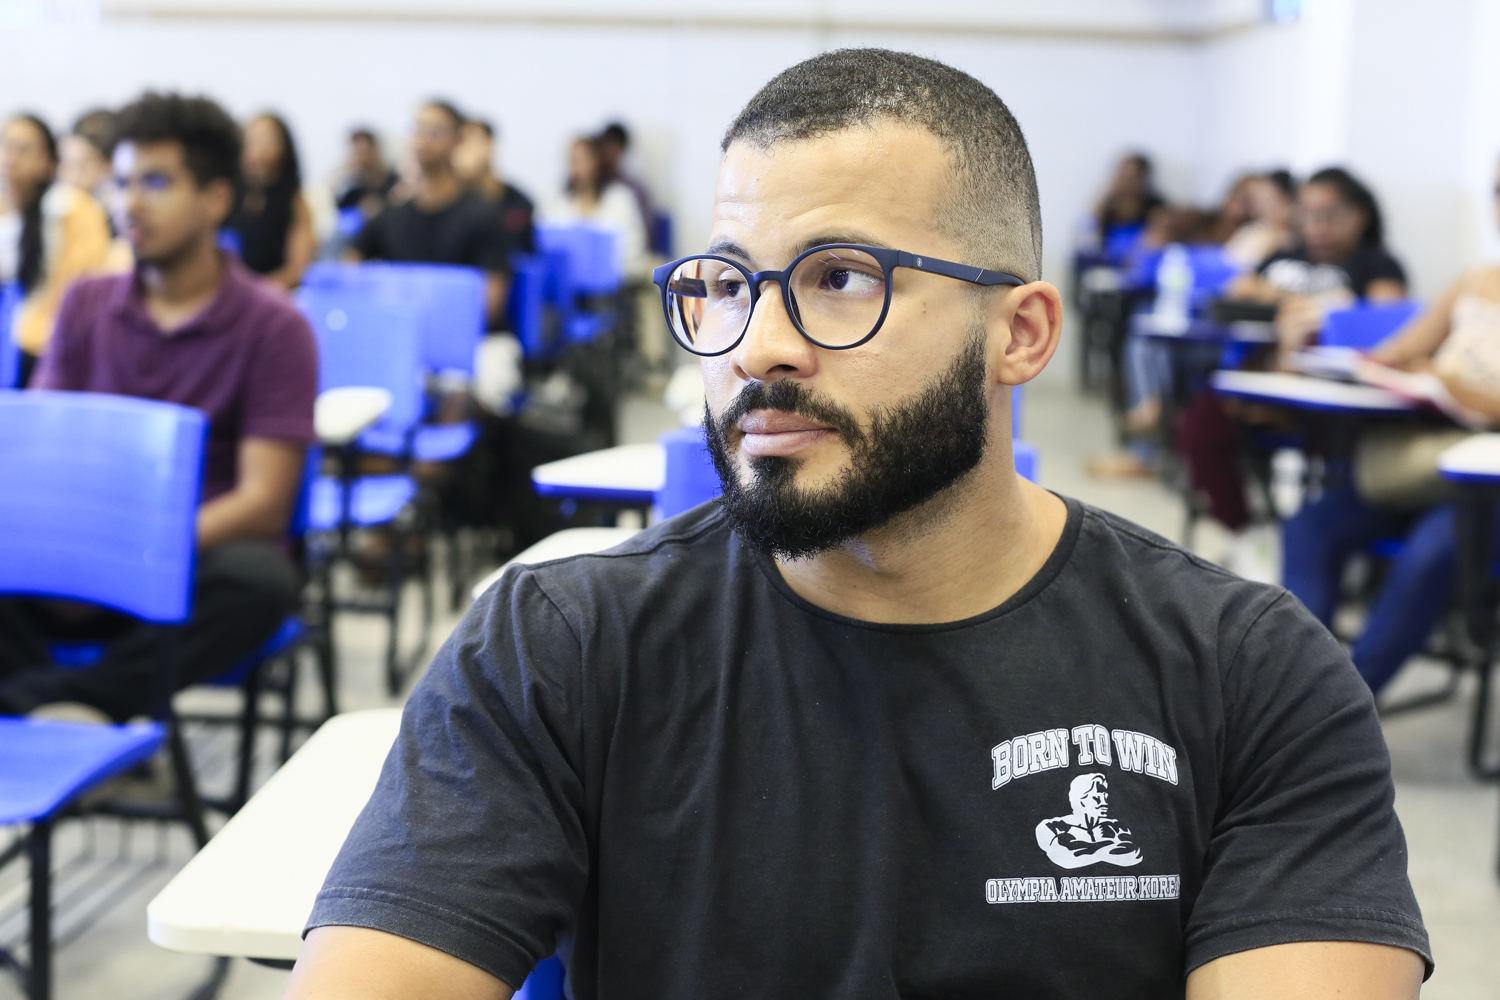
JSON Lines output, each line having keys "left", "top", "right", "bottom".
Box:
{"left": 113, "top": 249, "right": 256, "bottom": 338}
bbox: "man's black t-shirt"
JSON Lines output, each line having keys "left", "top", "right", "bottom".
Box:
{"left": 1257, "top": 243, "right": 1407, "bottom": 298}
{"left": 309, "top": 499, "right": 1430, "bottom": 998}
{"left": 354, "top": 191, "right": 511, "bottom": 273}
{"left": 493, "top": 182, "right": 536, "bottom": 257}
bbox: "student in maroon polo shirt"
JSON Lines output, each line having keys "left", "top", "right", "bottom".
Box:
{"left": 0, "top": 92, "right": 318, "bottom": 722}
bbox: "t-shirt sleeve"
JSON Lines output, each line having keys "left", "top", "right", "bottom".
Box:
{"left": 306, "top": 568, "right": 590, "bottom": 990}
{"left": 472, "top": 203, "right": 514, "bottom": 275}
{"left": 29, "top": 281, "right": 89, "bottom": 390}
{"left": 240, "top": 305, "right": 318, "bottom": 444}
{"left": 1184, "top": 592, "right": 1431, "bottom": 976}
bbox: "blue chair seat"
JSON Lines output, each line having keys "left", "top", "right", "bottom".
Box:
{"left": 413, "top": 422, "right": 477, "bottom": 463}
{"left": 309, "top": 474, "right": 417, "bottom": 531}
{"left": 0, "top": 718, "right": 164, "bottom": 824}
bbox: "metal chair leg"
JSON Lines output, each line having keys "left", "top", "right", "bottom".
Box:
{"left": 27, "top": 816, "right": 52, "bottom": 1000}
{"left": 232, "top": 664, "right": 263, "bottom": 814}
{"left": 166, "top": 721, "right": 210, "bottom": 849}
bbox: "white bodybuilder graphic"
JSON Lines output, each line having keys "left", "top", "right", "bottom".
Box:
{"left": 1034, "top": 773, "right": 1143, "bottom": 869}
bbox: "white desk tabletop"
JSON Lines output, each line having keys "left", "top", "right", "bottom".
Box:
{"left": 314, "top": 386, "right": 392, "bottom": 445}
{"left": 1210, "top": 370, "right": 1417, "bottom": 413}
{"left": 1438, "top": 433, "right": 1500, "bottom": 483}
{"left": 531, "top": 443, "right": 664, "bottom": 500}
{"left": 471, "top": 526, "right": 641, "bottom": 601}
{"left": 147, "top": 708, "right": 403, "bottom": 960}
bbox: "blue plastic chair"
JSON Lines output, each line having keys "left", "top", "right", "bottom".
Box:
{"left": 656, "top": 427, "right": 721, "bottom": 518}
{"left": 508, "top": 254, "right": 549, "bottom": 359}
{"left": 0, "top": 389, "right": 206, "bottom": 1000}
{"left": 514, "top": 955, "right": 565, "bottom": 1000}
{"left": 0, "top": 281, "right": 20, "bottom": 390}
{"left": 1320, "top": 301, "right": 1421, "bottom": 350}
{"left": 1014, "top": 440, "right": 1040, "bottom": 483}
{"left": 537, "top": 223, "right": 622, "bottom": 298}
{"left": 298, "top": 292, "right": 433, "bottom": 693}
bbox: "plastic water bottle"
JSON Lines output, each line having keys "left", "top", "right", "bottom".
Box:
{"left": 1153, "top": 244, "right": 1193, "bottom": 333}
{"left": 1271, "top": 448, "right": 1307, "bottom": 519}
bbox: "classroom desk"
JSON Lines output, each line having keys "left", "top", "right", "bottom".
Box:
{"left": 147, "top": 708, "right": 402, "bottom": 962}
{"left": 1209, "top": 370, "right": 1419, "bottom": 414}
{"left": 1132, "top": 312, "right": 1274, "bottom": 344}
{"left": 1438, "top": 435, "right": 1500, "bottom": 788}
{"left": 471, "top": 526, "right": 642, "bottom": 602}
{"left": 313, "top": 387, "right": 392, "bottom": 446}
{"left": 531, "top": 443, "right": 664, "bottom": 507}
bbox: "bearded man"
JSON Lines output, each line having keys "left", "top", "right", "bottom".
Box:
{"left": 288, "top": 50, "right": 1429, "bottom": 1000}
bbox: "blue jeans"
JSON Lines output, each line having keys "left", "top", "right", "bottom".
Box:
{"left": 1281, "top": 484, "right": 1485, "bottom": 694}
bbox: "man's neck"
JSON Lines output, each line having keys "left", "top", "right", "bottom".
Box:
{"left": 774, "top": 447, "right": 1069, "bottom": 626}
{"left": 414, "top": 168, "right": 462, "bottom": 212}
{"left": 139, "top": 235, "right": 224, "bottom": 333}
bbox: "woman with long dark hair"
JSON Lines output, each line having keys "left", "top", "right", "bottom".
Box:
{"left": 1, "top": 112, "right": 110, "bottom": 383}
{"left": 225, "top": 112, "right": 315, "bottom": 290}
{"left": 540, "top": 135, "right": 647, "bottom": 279}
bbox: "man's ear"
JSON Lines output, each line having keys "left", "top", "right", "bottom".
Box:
{"left": 202, "top": 177, "right": 236, "bottom": 229}
{"left": 987, "top": 282, "right": 1063, "bottom": 387}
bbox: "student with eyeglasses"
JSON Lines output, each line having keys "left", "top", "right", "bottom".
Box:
{"left": 288, "top": 50, "right": 1428, "bottom": 1000}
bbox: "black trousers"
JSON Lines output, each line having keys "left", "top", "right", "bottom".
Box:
{"left": 0, "top": 540, "right": 299, "bottom": 722}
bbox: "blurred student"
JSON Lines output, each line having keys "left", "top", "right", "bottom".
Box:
{"left": 58, "top": 109, "right": 114, "bottom": 205}
{"left": 1, "top": 113, "right": 111, "bottom": 383}
{"left": 352, "top": 100, "right": 510, "bottom": 326}
{"left": 226, "top": 113, "right": 315, "bottom": 290}
{"left": 1282, "top": 161, "right": 1500, "bottom": 695}
{"left": 1094, "top": 152, "right": 1163, "bottom": 244}
{"left": 541, "top": 135, "right": 647, "bottom": 280}
{"left": 0, "top": 92, "right": 317, "bottom": 722}
{"left": 595, "top": 121, "right": 653, "bottom": 244}
{"left": 1221, "top": 171, "right": 1296, "bottom": 269}
{"left": 1233, "top": 167, "right": 1407, "bottom": 351}
{"left": 454, "top": 117, "right": 535, "bottom": 256}
{"left": 335, "top": 127, "right": 399, "bottom": 220}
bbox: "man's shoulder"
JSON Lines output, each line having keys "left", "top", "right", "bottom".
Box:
{"left": 61, "top": 272, "right": 130, "bottom": 317}
{"left": 228, "top": 269, "right": 315, "bottom": 343}
{"left": 510, "top": 503, "right": 738, "bottom": 615}
{"left": 1068, "top": 499, "right": 1286, "bottom": 626}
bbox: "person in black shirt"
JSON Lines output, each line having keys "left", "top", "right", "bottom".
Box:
{"left": 1095, "top": 152, "right": 1164, "bottom": 243}
{"left": 290, "top": 51, "right": 1429, "bottom": 1000}
{"left": 1236, "top": 166, "right": 1408, "bottom": 351}
{"left": 455, "top": 117, "right": 535, "bottom": 257}
{"left": 351, "top": 101, "right": 510, "bottom": 327}
{"left": 225, "top": 113, "right": 315, "bottom": 290}
{"left": 334, "top": 127, "right": 399, "bottom": 218}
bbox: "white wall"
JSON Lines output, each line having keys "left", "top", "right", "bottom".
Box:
{"left": 0, "top": 13, "right": 1205, "bottom": 292}
{"left": 6, "top": 0, "right": 1495, "bottom": 313}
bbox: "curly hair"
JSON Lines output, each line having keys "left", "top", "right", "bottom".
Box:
{"left": 723, "top": 48, "right": 1043, "bottom": 283}
{"left": 113, "top": 91, "right": 241, "bottom": 188}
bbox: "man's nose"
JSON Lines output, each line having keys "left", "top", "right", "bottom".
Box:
{"left": 730, "top": 280, "right": 819, "bottom": 385}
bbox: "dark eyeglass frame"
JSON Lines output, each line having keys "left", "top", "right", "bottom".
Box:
{"left": 651, "top": 243, "right": 1026, "bottom": 357}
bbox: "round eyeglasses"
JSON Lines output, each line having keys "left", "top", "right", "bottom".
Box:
{"left": 652, "top": 244, "right": 1026, "bottom": 357}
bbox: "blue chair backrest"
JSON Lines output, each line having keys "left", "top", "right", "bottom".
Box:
{"left": 1127, "top": 244, "right": 1241, "bottom": 301}
{"left": 537, "top": 223, "right": 622, "bottom": 297}
{"left": 1012, "top": 383, "right": 1025, "bottom": 440}
{"left": 649, "top": 211, "right": 674, "bottom": 258}
{"left": 656, "top": 426, "right": 722, "bottom": 518}
{"left": 0, "top": 282, "right": 19, "bottom": 389}
{"left": 1320, "top": 301, "right": 1420, "bottom": 350}
{"left": 0, "top": 390, "right": 205, "bottom": 623}
{"left": 298, "top": 289, "right": 424, "bottom": 437}
{"left": 508, "top": 254, "right": 549, "bottom": 358}
{"left": 1101, "top": 223, "right": 1145, "bottom": 264}
{"left": 303, "top": 262, "right": 486, "bottom": 375}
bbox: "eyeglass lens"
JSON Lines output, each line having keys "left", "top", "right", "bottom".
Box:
{"left": 664, "top": 247, "right": 888, "bottom": 354}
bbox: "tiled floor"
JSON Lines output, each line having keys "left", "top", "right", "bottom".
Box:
{"left": 2, "top": 372, "right": 1496, "bottom": 999}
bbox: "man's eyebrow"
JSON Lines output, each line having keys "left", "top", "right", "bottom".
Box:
{"left": 705, "top": 238, "right": 754, "bottom": 264}
{"left": 703, "top": 233, "right": 894, "bottom": 270}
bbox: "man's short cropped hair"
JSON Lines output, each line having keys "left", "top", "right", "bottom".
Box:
{"left": 466, "top": 118, "right": 495, "bottom": 141}
{"left": 113, "top": 92, "right": 241, "bottom": 188}
{"left": 600, "top": 122, "right": 629, "bottom": 148}
{"left": 723, "top": 48, "right": 1043, "bottom": 283}
{"left": 423, "top": 100, "right": 465, "bottom": 133}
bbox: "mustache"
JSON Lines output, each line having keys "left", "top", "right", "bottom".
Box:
{"left": 708, "top": 379, "right": 864, "bottom": 447}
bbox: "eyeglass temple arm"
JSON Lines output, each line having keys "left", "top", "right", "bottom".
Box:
{"left": 895, "top": 251, "right": 1025, "bottom": 287}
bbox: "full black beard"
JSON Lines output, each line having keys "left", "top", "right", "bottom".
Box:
{"left": 705, "top": 329, "right": 990, "bottom": 560}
